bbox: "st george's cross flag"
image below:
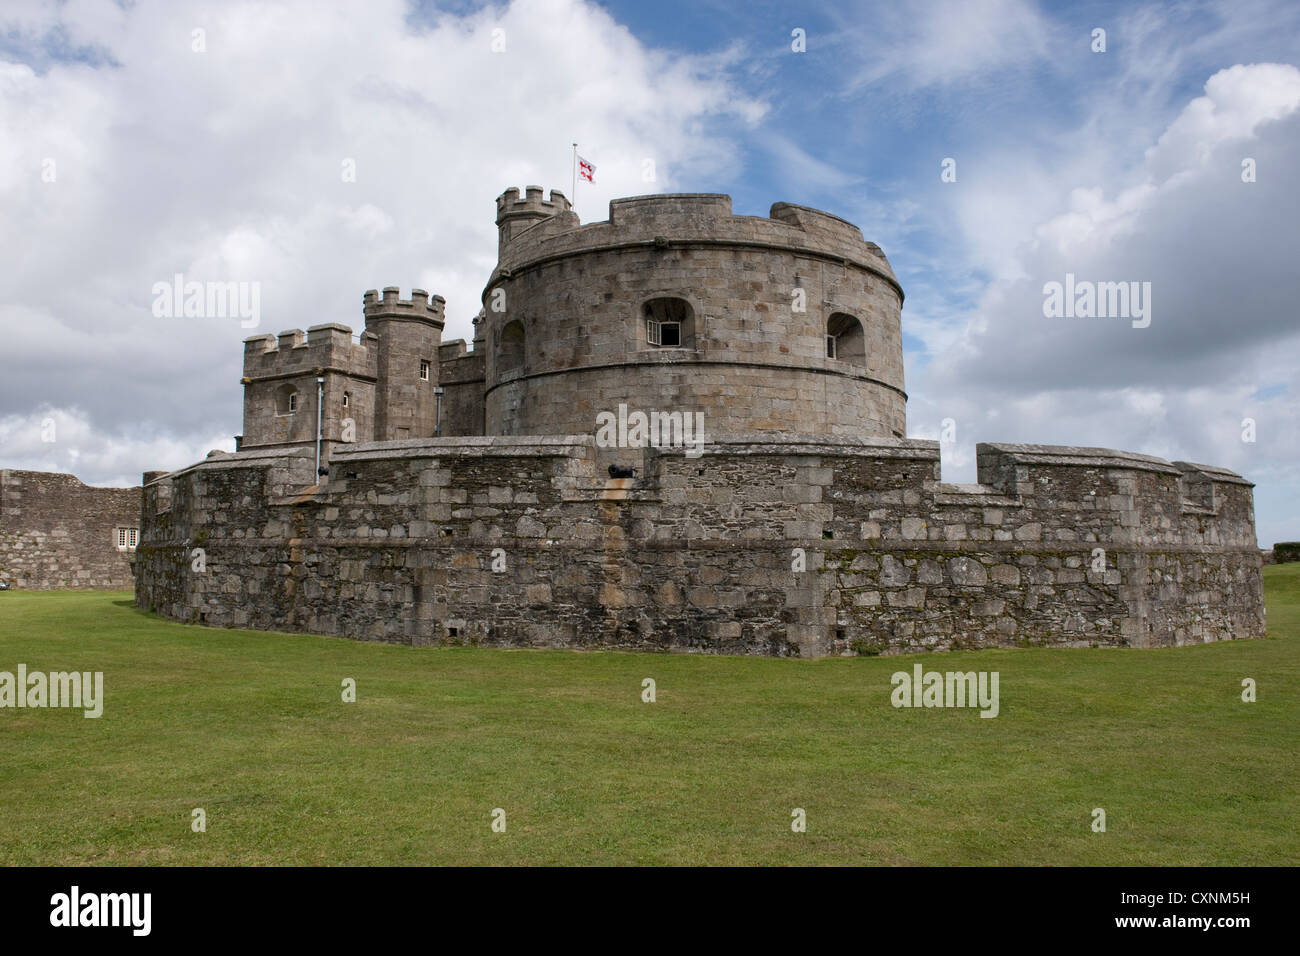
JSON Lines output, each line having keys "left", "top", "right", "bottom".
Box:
{"left": 578, "top": 156, "right": 595, "bottom": 183}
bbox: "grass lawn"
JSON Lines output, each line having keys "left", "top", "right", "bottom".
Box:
{"left": 1, "top": 566, "right": 1297, "bottom": 866}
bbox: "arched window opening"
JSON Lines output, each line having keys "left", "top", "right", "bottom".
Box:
{"left": 826, "top": 313, "right": 866, "bottom": 367}
{"left": 277, "top": 384, "right": 299, "bottom": 415}
{"left": 643, "top": 297, "right": 695, "bottom": 349}
{"left": 499, "top": 320, "right": 526, "bottom": 375}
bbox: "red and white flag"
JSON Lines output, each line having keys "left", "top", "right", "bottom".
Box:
{"left": 578, "top": 156, "right": 595, "bottom": 183}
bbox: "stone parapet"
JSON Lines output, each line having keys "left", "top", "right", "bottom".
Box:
{"left": 134, "top": 437, "right": 1265, "bottom": 655}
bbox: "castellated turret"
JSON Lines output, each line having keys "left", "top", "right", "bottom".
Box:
{"left": 495, "top": 185, "right": 573, "bottom": 258}
{"left": 364, "top": 287, "right": 445, "bottom": 441}
{"left": 238, "top": 286, "right": 445, "bottom": 464}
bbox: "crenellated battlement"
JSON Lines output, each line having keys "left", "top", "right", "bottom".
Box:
{"left": 769, "top": 202, "right": 876, "bottom": 251}
{"left": 495, "top": 186, "right": 575, "bottom": 256}
{"left": 362, "top": 287, "right": 446, "bottom": 325}
{"left": 495, "top": 185, "right": 572, "bottom": 220}
{"left": 242, "top": 323, "right": 373, "bottom": 378}
{"left": 490, "top": 189, "right": 899, "bottom": 297}
{"left": 608, "top": 192, "right": 733, "bottom": 221}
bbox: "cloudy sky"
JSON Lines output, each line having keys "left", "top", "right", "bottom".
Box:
{"left": 1, "top": 0, "right": 1296, "bottom": 545}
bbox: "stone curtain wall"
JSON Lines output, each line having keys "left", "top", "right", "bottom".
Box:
{"left": 436, "top": 341, "right": 486, "bottom": 437}
{"left": 133, "top": 437, "right": 1265, "bottom": 656}
{"left": 0, "top": 470, "right": 140, "bottom": 589}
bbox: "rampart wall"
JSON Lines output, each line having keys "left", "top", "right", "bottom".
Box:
{"left": 1, "top": 470, "right": 140, "bottom": 589}
{"left": 133, "top": 437, "right": 1264, "bottom": 655}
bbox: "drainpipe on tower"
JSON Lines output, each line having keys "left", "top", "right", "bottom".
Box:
{"left": 315, "top": 375, "right": 325, "bottom": 479}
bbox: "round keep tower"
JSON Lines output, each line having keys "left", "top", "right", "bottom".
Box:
{"left": 481, "top": 188, "right": 906, "bottom": 438}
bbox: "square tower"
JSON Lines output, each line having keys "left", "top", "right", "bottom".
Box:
{"left": 363, "top": 287, "right": 446, "bottom": 441}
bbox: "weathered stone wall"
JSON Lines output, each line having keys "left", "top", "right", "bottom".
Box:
{"left": 436, "top": 340, "right": 485, "bottom": 437}
{"left": 0, "top": 470, "right": 140, "bottom": 589}
{"left": 481, "top": 193, "right": 906, "bottom": 439}
{"left": 134, "top": 437, "right": 1264, "bottom": 655}
{"left": 367, "top": 289, "right": 444, "bottom": 442}
{"left": 241, "top": 323, "right": 378, "bottom": 453}
{"left": 239, "top": 289, "right": 451, "bottom": 461}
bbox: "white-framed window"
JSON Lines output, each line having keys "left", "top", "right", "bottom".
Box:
{"left": 342, "top": 391, "right": 350, "bottom": 408}
{"left": 277, "top": 384, "right": 298, "bottom": 415}
{"left": 116, "top": 528, "right": 138, "bottom": 551}
{"left": 419, "top": 360, "right": 430, "bottom": 381}
{"left": 646, "top": 318, "right": 682, "bottom": 347}
{"left": 643, "top": 298, "right": 693, "bottom": 349}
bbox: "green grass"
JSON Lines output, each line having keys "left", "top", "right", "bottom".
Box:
{"left": 2, "top": 567, "right": 1298, "bottom": 865}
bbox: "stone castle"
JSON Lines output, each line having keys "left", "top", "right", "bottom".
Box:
{"left": 133, "top": 189, "right": 1266, "bottom": 656}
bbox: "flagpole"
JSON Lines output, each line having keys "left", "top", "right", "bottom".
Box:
{"left": 571, "top": 142, "right": 577, "bottom": 206}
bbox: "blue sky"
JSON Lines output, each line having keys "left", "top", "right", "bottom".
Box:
{"left": 1, "top": 0, "right": 1297, "bottom": 545}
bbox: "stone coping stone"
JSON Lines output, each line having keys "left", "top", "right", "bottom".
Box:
{"left": 148, "top": 447, "right": 313, "bottom": 484}
{"left": 931, "top": 482, "right": 1021, "bottom": 506}
{"left": 1, "top": 469, "right": 137, "bottom": 491}
{"left": 330, "top": 435, "right": 596, "bottom": 462}
{"left": 1173, "top": 460, "right": 1254, "bottom": 487}
{"left": 150, "top": 436, "right": 1254, "bottom": 489}
{"left": 649, "top": 434, "right": 940, "bottom": 459}
{"left": 979, "top": 442, "right": 1189, "bottom": 476}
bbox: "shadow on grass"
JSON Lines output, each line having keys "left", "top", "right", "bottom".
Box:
{"left": 112, "top": 599, "right": 160, "bottom": 620}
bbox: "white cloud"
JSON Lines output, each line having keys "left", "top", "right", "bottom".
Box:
{"left": 838, "top": 0, "right": 1053, "bottom": 91}
{"left": 0, "top": 0, "right": 763, "bottom": 478}
{"left": 758, "top": 132, "right": 864, "bottom": 190}
{"left": 906, "top": 62, "right": 1300, "bottom": 545}
{"left": 0, "top": 405, "right": 234, "bottom": 488}
{"left": 1145, "top": 63, "right": 1300, "bottom": 180}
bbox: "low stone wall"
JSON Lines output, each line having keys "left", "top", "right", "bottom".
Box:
{"left": 0, "top": 470, "right": 140, "bottom": 589}
{"left": 134, "top": 436, "right": 1265, "bottom": 656}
